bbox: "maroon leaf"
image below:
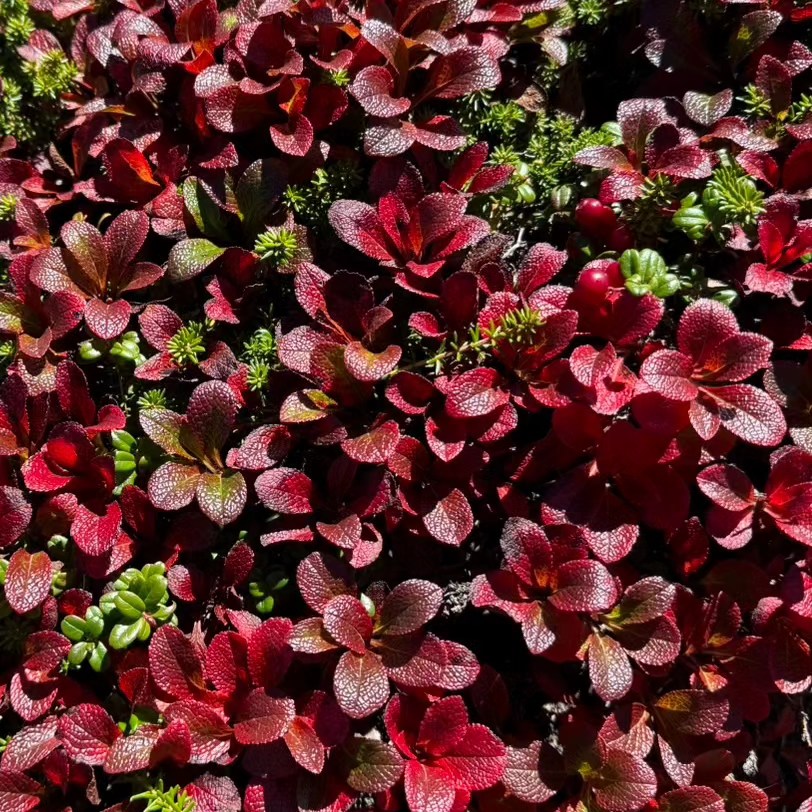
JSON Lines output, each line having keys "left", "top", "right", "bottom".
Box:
{"left": 587, "top": 633, "right": 633, "bottom": 702}
{"left": 592, "top": 748, "right": 657, "bottom": 812}
{"left": 0, "top": 487, "right": 31, "bottom": 548}
{"left": 0, "top": 770, "right": 41, "bottom": 812}
{"left": 425, "top": 48, "right": 501, "bottom": 100}
{"left": 248, "top": 618, "right": 293, "bottom": 689}
{"left": 659, "top": 786, "right": 725, "bottom": 812}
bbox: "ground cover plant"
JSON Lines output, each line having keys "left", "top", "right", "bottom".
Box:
{"left": 1, "top": 0, "right": 812, "bottom": 810}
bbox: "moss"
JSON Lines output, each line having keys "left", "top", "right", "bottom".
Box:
{"left": 0, "top": 0, "right": 78, "bottom": 147}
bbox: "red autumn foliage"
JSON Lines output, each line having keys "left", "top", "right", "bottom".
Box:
{"left": 1, "top": 0, "right": 812, "bottom": 811}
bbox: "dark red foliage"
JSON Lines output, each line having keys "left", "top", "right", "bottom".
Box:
{"left": 2, "top": 0, "right": 812, "bottom": 811}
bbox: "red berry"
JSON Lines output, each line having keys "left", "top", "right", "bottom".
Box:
{"left": 607, "top": 223, "right": 634, "bottom": 252}
{"left": 575, "top": 267, "right": 610, "bottom": 304}
{"left": 606, "top": 261, "right": 624, "bottom": 288}
{"left": 575, "top": 198, "right": 617, "bottom": 242}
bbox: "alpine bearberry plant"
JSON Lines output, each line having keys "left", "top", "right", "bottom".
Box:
{"left": 1, "top": 1, "right": 812, "bottom": 811}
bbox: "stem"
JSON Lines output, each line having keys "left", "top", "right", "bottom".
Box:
{"left": 388, "top": 333, "right": 497, "bottom": 378}
{"left": 502, "top": 227, "right": 526, "bottom": 260}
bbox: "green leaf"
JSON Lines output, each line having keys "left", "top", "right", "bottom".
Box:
{"left": 343, "top": 737, "right": 405, "bottom": 793}
{"left": 111, "top": 430, "right": 137, "bottom": 452}
{"left": 0, "top": 294, "right": 25, "bottom": 334}
{"left": 135, "top": 616, "right": 152, "bottom": 642}
{"left": 86, "top": 606, "right": 105, "bottom": 638}
{"left": 89, "top": 642, "right": 110, "bottom": 672}
{"left": 114, "top": 590, "right": 146, "bottom": 620}
{"left": 620, "top": 248, "right": 676, "bottom": 299}
{"left": 652, "top": 275, "right": 680, "bottom": 298}
{"left": 68, "top": 641, "right": 90, "bottom": 664}
{"left": 139, "top": 408, "right": 193, "bottom": 459}
{"left": 182, "top": 177, "right": 233, "bottom": 242}
{"left": 620, "top": 249, "right": 667, "bottom": 283}
{"left": 62, "top": 615, "right": 87, "bottom": 642}
{"left": 672, "top": 195, "right": 709, "bottom": 242}
{"left": 143, "top": 575, "right": 168, "bottom": 608}
{"left": 236, "top": 158, "right": 289, "bottom": 237}
{"left": 167, "top": 238, "right": 225, "bottom": 284}
{"left": 109, "top": 621, "right": 143, "bottom": 650}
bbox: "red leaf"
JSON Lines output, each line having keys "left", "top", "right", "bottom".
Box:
{"left": 5, "top": 549, "right": 52, "bottom": 615}
{"left": 445, "top": 368, "right": 509, "bottom": 419}
{"left": 345, "top": 341, "right": 402, "bottom": 383}
{"left": 421, "top": 489, "right": 474, "bottom": 546}
{"left": 84, "top": 297, "right": 132, "bottom": 341}
{"left": 72, "top": 502, "right": 122, "bottom": 556}
{"left": 587, "top": 633, "right": 632, "bottom": 702}
{"left": 104, "top": 725, "right": 161, "bottom": 774}
{"left": 683, "top": 89, "right": 733, "bottom": 126}
{"left": 548, "top": 560, "right": 618, "bottom": 613}
{"left": 323, "top": 595, "right": 373, "bottom": 654}
{"left": 654, "top": 690, "right": 729, "bottom": 735}
{"left": 185, "top": 379, "right": 239, "bottom": 459}
{"left": 703, "top": 385, "right": 786, "bottom": 447}
{"left": 639, "top": 350, "right": 697, "bottom": 402}
{"left": 148, "top": 462, "right": 200, "bottom": 512}
{"left": 195, "top": 470, "right": 247, "bottom": 526}
{"left": 234, "top": 689, "right": 296, "bottom": 745}
{"left": 296, "top": 553, "right": 354, "bottom": 613}
{"left": 248, "top": 618, "right": 293, "bottom": 689}
{"left": 255, "top": 467, "right": 314, "bottom": 514}
{"left": 333, "top": 650, "right": 389, "bottom": 719}
{"left": 98, "top": 138, "right": 162, "bottom": 204}
{"left": 3, "top": 717, "right": 59, "bottom": 771}
{"left": 417, "top": 695, "right": 469, "bottom": 757}
{"left": 164, "top": 701, "right": 232, "bottom": 763}
{"left": 503, "top": 741, "right": 561, "bottom": 803}
{"left": 696, "top": 465, "right": 756, "bottom": 511}
{"left": 57, "top": 703, "right": 120, "bottom": 766}
{"left": 404, "top": 761, "right": 456, "bottom": 812}
{"left": 377, "top": 580, "right": 443, "bottom": 636}
{"left": 341, "top": 421, "right": 400, "bottom": 464}
{"left": 186, "top": 775, "right": 241, "bottom": 812}
{"left": 283, "top": 716, "right": 325, "bottom": 773}
{"left": 328, "top": 200, "right": 394, "bottom": 262}
{"left": 149, "top": 626, "right": 207, "bottom": 700}
{"left": 350, "top": 66, "right": 410, "bottom": 117}
{"left": 435, "top": 723, "right": 506, "bottom": 791}
{"left": 0, "top": 487, "right": 31, "bottom": 548}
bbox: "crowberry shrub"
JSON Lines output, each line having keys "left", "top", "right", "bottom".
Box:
{"left": 1, "top": 1, "right": 812, "bottom": 811}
